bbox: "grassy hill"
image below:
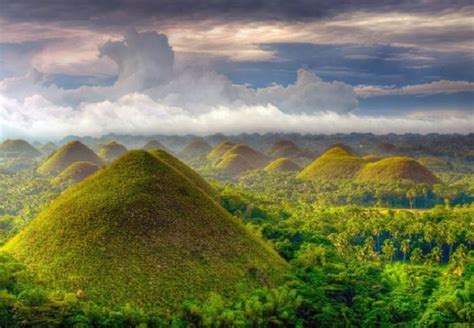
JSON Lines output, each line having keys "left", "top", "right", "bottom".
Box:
{"left": 375, "top": 142, "right": 397, "bottom": 154}
{"left": 264, "top": 157, "right": 301, "bottom": 173}
{"left": 52, "top": 161, "right": 100, "bottom": 185}
{"left": 98, "top": 141, "right": 128, "bottom": 162}
{"left": 179, "top": 139, "right": 212, "bottom": 159}
{"left": 207, "top": 141, "right": 236, "bottom": 162}
{"left": 356, "top": 156, "right": 439, "bottom": 185}
{"left": 4, "top": 150, "right": 287, "bottom": 309}
{"left": 216, "top": 154, "right": 254, "bottom": 176}
{"left": 298, "top": 146, "right": 366, "bottom": 181}
{"left": 149, "top": 149, "right": 218, "bottom": 198}
{"left": 363, "top": 155, "right": 381, "bottom": 163}
{"left": 37, "top": 141, "right": 103, "bottom": 175}
{"left": 0, "top": 139, "right": 41, "bottom": 158}
{"left": 221, "top": 145, "right": 270, "bottom": 168}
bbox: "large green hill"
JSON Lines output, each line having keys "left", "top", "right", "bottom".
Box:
{"left": 298, "top": 146, "right": 366, "bottom": 181}
{"left": 52, "top": 161, "right": 100, "bottom": 186}
{"left": 179, "top": 139, "right": 211, "bottom": 159}
{"left": 4, "top": 151, "right": 287, "bottom": 309}
{"left": 356, "top": 156, "right": 439, "bottom": 185}
{"left": 207, "top": 141, "right": 236, "bottom": 162}
{"left": 37, "top": 141, "right": 103, "bottom": 175}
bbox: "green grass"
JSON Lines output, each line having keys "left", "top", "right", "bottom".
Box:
{"left": 51, "top": 161, "right": 100, "bottom": 186}
{"left": 0, "top": 139, "right": 41, "bottom": 158}
{"left": 37, "top": 141, "right": 104, "bottom": 175}
{"left": 264, "top": 157, "right": 301, "bottom": 173}
{"left": 356, "top": 156, "right": 439, "bottom": 185}
{"left": 297, "top": 146, "right": 366, "bottom": 181}
{"left": 98, "top": 141, "right": 127, "bottom": 162}
{"left": 4, "top": 150, "right": 288, "bottom": 309}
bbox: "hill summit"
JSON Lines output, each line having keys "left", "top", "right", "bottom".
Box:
{"left": 0, "top": 139, "right": 41, "bottom": 158}
{"left": 98, "top": 141, "right": 128, "bottom": 162}
{"left": 207, "top": 141, "right": 236, "bottom": 162}
{"left": 4, "top": 151, "right": 287, "bottom": 308}
{"left": 37, "top": 141, "right": 103, "bottom": 175}
{"left": 298, "top": 146, "right": 365, "bottom": 181}
{"left": 142, "top": 140, "right": 169, "bottom": 152}
{"left": 264, "top": 157, "right": 301, "bottom": 173}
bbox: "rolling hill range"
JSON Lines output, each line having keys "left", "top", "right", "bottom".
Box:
{"left": 98, "top": 141, "right": 128, "bottom": 162}
{"left": 298, "top": 146, "right": 438, "bottom": 185}
{"left": 0, "top": 139, "right": 41, "bottom": 158}
{"left": 37, "top": 141, "right": 103, "bottom": 175}
{"left": 4, "top": 150, "right": 287, "bottom": 309}
{"left": 142, "top": 140, "right": 169, "bottom": 152}
{"left": 264, "top": 157, "right": 301, "bottom": 173}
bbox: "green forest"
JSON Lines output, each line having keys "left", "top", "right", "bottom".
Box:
{"left": 0, "top": 134, "right": 472, "bottom": 327}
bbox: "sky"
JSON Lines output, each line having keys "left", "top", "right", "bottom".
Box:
{"left": 0, "top": 0, "right": 473, "bottom": 139}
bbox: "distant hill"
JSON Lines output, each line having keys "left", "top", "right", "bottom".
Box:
{"left": 37, "top": 141, "right": 103, "bottom": 175}
{"left": 207, "top": 141, "right": 236, "bottom": 162}
{"left": 4, "top": 150, "right": 287, "bottom": 308}
{"left": 298, "top": 146, "right": 365, "bottom": 181}
{"left": 216, "top": 154, "right": 254, "bottom": 176}
{"left": 149, "top": 149, "right": 218, "bottom": 198}
{"left": 269, "top": 140, "right": 310, "bottom": 159}
{"left": 39, "top": 142, "right": 58, "bottom": 155}
{"left": 264, "top": 157, "right": 301, "bottom": 173}
{"left": 0, "top": 139, "right": 41, "bottom": 158}
{"left": 98, "top": 141, "right": 128, "bottom": 162}
{"left": 363, "top": 155, "right": 381, "bottom": 163}
{"left": 179, "top": 139, "right": 211, "bottom": 159}
{"left": 142, "top": 140, "right": 169, "bottom": 152}
{"left": 52, "top": 161, "right": 100, "bottom": 185}
{"left": 356, "top": 156, "right": 439, "bottom": 185}
{"left": 375, "top": 142, "right": 397, "bottom": 154}
{"left": 326, "top": 143, "right": 354, "bottom": 153}
{"left": 221, "top": 145, "right": 270, "bottom": 168}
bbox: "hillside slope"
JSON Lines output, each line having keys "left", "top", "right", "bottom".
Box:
{"left": 4, "top": 151, "right": 287, "bottom": 309}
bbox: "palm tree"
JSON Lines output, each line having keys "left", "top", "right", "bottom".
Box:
{"left": 400, "top": 239, "right": 410, "bottom": 262}
{"left": 382, "top": 239, "right": 395, "bottom": 262}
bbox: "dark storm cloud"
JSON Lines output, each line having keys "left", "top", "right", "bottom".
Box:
{"left": 0, "top": 0, "right": 472, "bottom": 25}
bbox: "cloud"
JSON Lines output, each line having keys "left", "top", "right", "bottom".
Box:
{"left": 1, "top": 93, "right": 472, "bottom": 140}
{"left": 355, "top": 80, "right": 474, "bottom": 97}
{"left": 0, "top": 30, "right": 358, "bottom": 115}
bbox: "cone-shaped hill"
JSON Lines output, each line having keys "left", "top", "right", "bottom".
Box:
{"left": 4, "top": 151, "right": 287, "bottom": 308}
{"left": 216, "top": 154, "right": 254, "bottom": 176}
{"left": 37, "top": 141, "right": 103, "bottom": 175}
{"left": 0, "top": 139, "right": 41, "bottom": 158}
{"left": 363, "top": 155, "right": 381, "bottom": 163}
{"left": 52, "top": 161, "right": 100, "bottom": 186}
{"left": 356, "top": 156, "right": 439, "bottom": 185}
{"left": 297, "top": 146, "right": 366, "bottom": 181}
{"left": 149, "top": 149, "right": 218, "bottom": 199}
{"left": 221, "top": 145, "right": 270, "bottom": 169}
{"left": 264, "top": 157, "right": 301, "bottom": 173}
{"left": 98, "top": 141, "right": 128, "bottom": 162}
{"left": 142, "top": 140, "right": 169, "bottom": 152}
{"left": 179, "top": 139, "right": 212, "bottom": 159}
{"left": 207, "top": 141, "right": 236, "bottom": 162}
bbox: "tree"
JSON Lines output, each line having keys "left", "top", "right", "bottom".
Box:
{"left": 400, "top": 239, "right": 410, "bottom": 262}
{"left": 382, "top": 239, "right": 395, "bottom": 262}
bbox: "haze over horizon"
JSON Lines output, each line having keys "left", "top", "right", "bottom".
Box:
{"left": 0, "top": 0, "right": 473, "bottom": 139}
